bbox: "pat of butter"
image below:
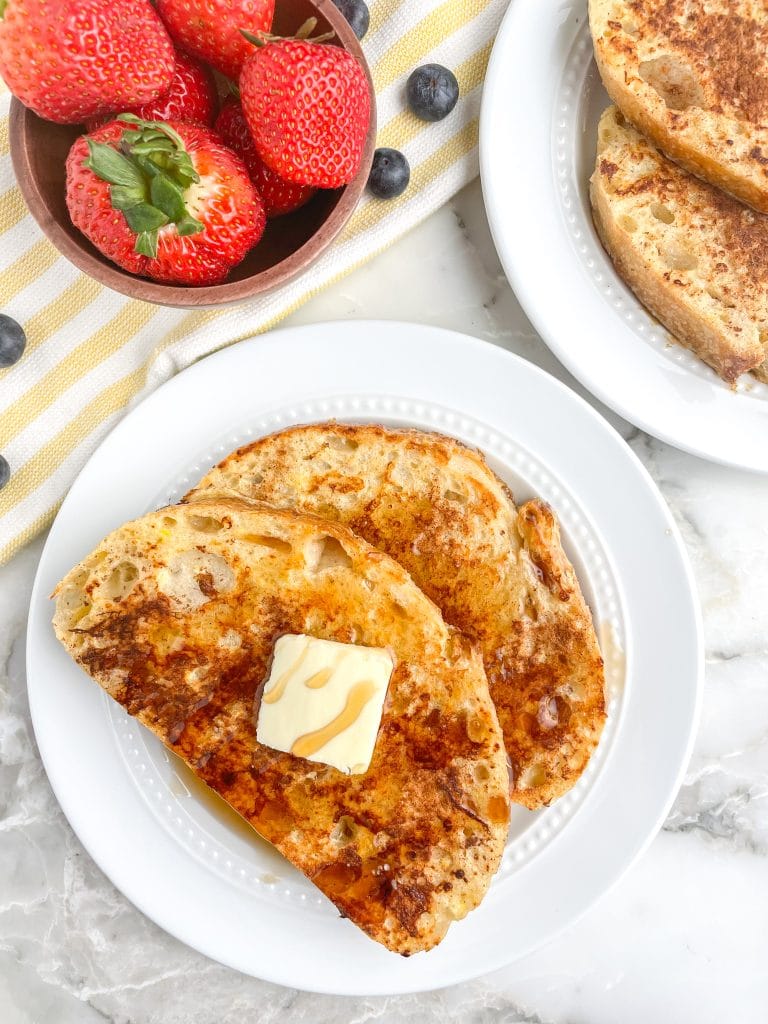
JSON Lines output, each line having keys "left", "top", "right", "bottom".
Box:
{"left": 256, "top": 634, "right": 393, "bottom": 775}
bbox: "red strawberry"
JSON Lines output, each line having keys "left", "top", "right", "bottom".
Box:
{"left": 0, "top": 0, "right": 175, "bottom": 124}
{"left": 215, "top": 97, "right": 315, "bottom": 217}
{"left": 156, "top": 0, "right": 274, "bottom": 81}
{"left": 86, "top": 52, "right": 218, "bottom": 132}
{"left": 65, "top": 117, "right": 266, "bottom": 286}
{"left": 240, "top": 38, "right": 371, "bottom": 189}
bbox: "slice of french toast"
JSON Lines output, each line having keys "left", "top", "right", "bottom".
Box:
{"left": 52, "top": 498, "right": 510, "bottom": 955}
{"left": 186, "top": 423, "right": 607, "bottom": 810}
{"left": 589, "top": 0, "right": 768, "bottom": 213}
{"left": 591, "top": 106, "right": 768, "bottom": 384}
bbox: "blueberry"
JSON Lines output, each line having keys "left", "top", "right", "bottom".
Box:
{"left": 406, "top": 64, "right": 459, "bottom": 122}
{"left": 0, "top": 314, "right": 26, "bottom": 368}
{"left": 0, "top": 455, "right": 9, "bottom": 490}
{"left": 332, "top": 0, "right": 370, "bottom": 40}
{"left": 368, "top": 148, "right": 410, "bottom": 199}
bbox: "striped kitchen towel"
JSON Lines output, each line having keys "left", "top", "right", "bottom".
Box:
{"left": 0, "top": 0, "right": 510, "bottom": 564}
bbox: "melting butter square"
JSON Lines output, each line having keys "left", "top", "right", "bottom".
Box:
{"left": 256, "top": 634, "right": 394, "bottom": 775}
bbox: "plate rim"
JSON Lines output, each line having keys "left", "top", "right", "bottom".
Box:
{"left": 479, "top": 0, "right": 768, "bottom": 474}
{"left": 26, "top": 320, "right": 703, "bottom": 994}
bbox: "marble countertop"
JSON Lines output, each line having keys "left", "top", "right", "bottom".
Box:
{"left": 3, "top": 180, "right": 768, "bottom": 1024}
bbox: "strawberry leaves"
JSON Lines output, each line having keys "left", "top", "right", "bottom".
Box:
{"left": 83, "top": 114, "right": 204, "bottom": 258}
{"left": 84, "top": 142, "right": 143, "bottom": 187}
{"left": 239, "top": 17, "right": 335, "bottom": 47}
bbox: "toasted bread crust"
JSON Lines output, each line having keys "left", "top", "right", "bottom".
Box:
{"left": 53, "top": 499, "right": 510, "bottom": 955}
{"left": 186, "top": 423, "right": 606, "bottom": 810}
{"left": 590, "top": 0, "right": 768, "bottom": 213}
{"left": 591, "top": 106, "right": 768, "bottom": 383}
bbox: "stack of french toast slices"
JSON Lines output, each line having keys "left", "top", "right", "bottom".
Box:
{"left": 53, "top": 423, "right": 606, "bottom": 954}
{"left": 589, "top": 0, "right": 768, "bottom": 385}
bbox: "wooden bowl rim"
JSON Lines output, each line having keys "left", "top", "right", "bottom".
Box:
{"left": 8, "top": 0, "right": 376, "bottom": 309}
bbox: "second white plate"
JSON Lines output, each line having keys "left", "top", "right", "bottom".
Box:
{"left": 27, "top": 321, "right": 701, "bottom": 994}
{"left": 481, "top": 0, "right": 768, "bottom": 472}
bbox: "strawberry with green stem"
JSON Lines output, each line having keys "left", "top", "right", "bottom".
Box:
{"left": 66, "top": 115, "right": 265, "bottom": 284}
{"left": 239, "top": 20, "right": 371, "bottom": 189}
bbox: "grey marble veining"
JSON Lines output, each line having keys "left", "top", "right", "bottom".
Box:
{"left": 2, "top": 180, "right": 768, "bottom": 1023}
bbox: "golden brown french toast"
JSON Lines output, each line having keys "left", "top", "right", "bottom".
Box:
{"left": 589, "top": 0, "right": 768, "bottom": 213}
{"left": 591, "top": 106, "right": 768, "bottom": 384}
{"left": 186, "top": 423, "right": 606, "bottom": 810}
{"left": 52, "top": 499, "right": 510, "bottom": 955}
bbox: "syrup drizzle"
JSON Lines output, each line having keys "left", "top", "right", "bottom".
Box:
{"left": 303, "top": 666, "right": 335, "bottom": 689}
{"left": 292, "top": 680, "right": 378, "bottom": 758}
{"left": 262, "top": 638, "right": 311, "bottom": 704}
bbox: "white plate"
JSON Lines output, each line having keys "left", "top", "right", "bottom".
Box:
{"left": 480, "top": 0, "right": 768, "bottom": 472}
{"left": 26, "top": 321, "right": 701, "bottom": 995}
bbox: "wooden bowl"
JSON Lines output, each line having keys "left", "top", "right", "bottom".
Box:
{"left": 9, "top": 0, "right": 376, "bottom": 308}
